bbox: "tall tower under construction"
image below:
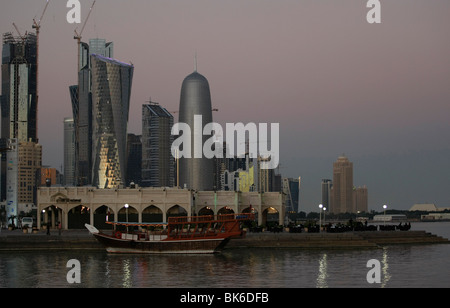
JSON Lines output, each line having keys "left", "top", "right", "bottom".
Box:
{"left": 1, "top": 32, "right": 38, "bottom": 143}
{"left": 178, "top": 68, "right": 214, "bottom": 191}
{"left": 1, "top": 32, "right": 41, "bottom": 213}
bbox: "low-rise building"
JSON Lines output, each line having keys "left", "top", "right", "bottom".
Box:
{"left": 37, "top": 187, "right": 285, "bottom": 230}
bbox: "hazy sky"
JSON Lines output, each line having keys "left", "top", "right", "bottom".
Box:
{"left": 1, "top": 0, "right": 449, "bottom": 213}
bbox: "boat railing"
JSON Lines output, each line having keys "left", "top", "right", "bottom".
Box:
{"left": 168, "top": 213, "right": 255, "bottom": 224}
{"left": 103, "top": 214, "right": 254, "bottom": 240}
{"left": 165, "top": 213, "right": 255, "bottom": 240}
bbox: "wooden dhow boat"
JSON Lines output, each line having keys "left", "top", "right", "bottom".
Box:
{"left": 85, "top": 213, "right": 254, "bottom": 254}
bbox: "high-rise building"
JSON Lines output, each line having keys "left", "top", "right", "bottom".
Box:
{"left": 1, "top": 32, "right": 41, "bottom": 207}
{"left": 37, "top": 166, "right": 58, "bottom": 187}
{"left": 88, "top": 39, "right": 113, "bottom": 59}
{"left": 331, "top": 155, "right": 353, "bottom": 214}
{"left": 5, "top": 139, "right": 18, "bottom": 223}
{"left": 1, "top": 32, "right": 38, "bottom": 143}
{"left": 178, "top": 69, "right": 214, "bottom": 191}
{"left": 141, "top": 103, "right": 174, "bottom": 187}
{"left": 18, "top": 141, "right": 42, "bottom": 203}
{"left": 321, "top": 179, "right": 332, "bottom": 210}
{"left": 90, "top": 53, "right": 134, "bottom": 188}
{"left": 126, "top": 133, "right": 142, "bottom": 187}
{"left": 256, "top": 157, "right": 280, "bottom": 193}
{"left": 64, "top": 117, "right": 76, "bottom": 186}
{"left": 283, "top": 177, "right": 301, "bottom": 213}
{"left": 69, "top": 39, "right": 113, "bottom": 186}
{"left": 353, "top": 186, "right": 368, "bottom": 213}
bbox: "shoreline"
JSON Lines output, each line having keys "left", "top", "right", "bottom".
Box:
{"left": 0, "top": 228, "right": 448, "bottom": 252}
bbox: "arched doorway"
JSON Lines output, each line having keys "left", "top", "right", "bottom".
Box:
{"left": 167, "top": 205, "right": 187, "bottom": 221}
{"left": 142, "top": 205, "right": 163, "bottom": 223}
{"left": 218, "top": 206, "right": 234, "bottom": 215}
{"left": 41, "top": 205, "right": 63, "bottom": 229}
{"left": 242, "top": 206, "right": 258, "bottom": 228}
{"left": 94, "top": 205, "right": 114, "bottom": 229}
{"left": 118, "top": 205, "right": 138, "bottom": 222}
{"left": 68, "top": 205, "right": 90, "bottom": 229}
{"left": 198, "top": 206, "right": 214, "bottom": 216}
{"left": 262, "top": 207, "right": 279, "bottom": 227}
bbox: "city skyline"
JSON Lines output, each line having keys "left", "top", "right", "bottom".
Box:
{"left": 0, "top": 1, "right": 449, "bottom": 212}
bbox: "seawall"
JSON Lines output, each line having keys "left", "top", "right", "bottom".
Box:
{"left": 0, "top": 229, "right": 448, "bottom": 251}
{"left": 0, "top": 230, "right": 103, "bottom": 251}
{"left": 227, "top": 230, "right": 450, "bottom": 250}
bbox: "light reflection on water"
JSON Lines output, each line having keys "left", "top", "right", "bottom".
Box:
{"left": 0, "top": 222, "right": 449, "bottom": 288}
{"left": 316, "top": 253, "right": 328, "bottom": 288}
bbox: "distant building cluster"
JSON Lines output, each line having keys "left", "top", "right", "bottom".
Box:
{"left": 322, "top": 155, "right": 368, "bottom": 214}
{"left": 408, "top": 203, "right": 450, "bottom": 222}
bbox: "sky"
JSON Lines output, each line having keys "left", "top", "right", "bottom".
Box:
{"left": 0, "top": 0, "right": 449, "bottom": 213}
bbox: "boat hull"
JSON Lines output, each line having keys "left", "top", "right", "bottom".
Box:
{"left": 93, "top": 233, "right": 230, "bottom": 254}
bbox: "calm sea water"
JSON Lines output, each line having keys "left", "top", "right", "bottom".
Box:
{"left": 0, "top": 222, "right": 449, "bottom": 288}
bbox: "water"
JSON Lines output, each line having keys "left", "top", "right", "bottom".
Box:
{"left": 0, "top": 222, "right": 449, "bottom": 288}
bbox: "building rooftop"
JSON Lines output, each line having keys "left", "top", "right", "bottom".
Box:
{"left": 144, "top": 104, "right": 173, "bottom": 118}
{"left": 90, "top": 53, "right": 133, "bottom": 68}
{"left": 409, "top": 203, "right": 438, "bottom": 211}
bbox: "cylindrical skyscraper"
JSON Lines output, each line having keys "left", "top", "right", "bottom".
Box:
{"left": 178, "top": 70, "right": 214, "bottom": 191}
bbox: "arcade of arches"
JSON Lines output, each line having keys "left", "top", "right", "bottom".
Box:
{"left": 37, "top": 187, "right": 285, "bottom": 230}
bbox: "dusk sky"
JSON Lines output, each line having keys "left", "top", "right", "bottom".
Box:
{"left": 1, "top": 0, "right": 449, "bottom": 213}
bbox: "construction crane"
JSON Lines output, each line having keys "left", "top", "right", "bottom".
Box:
{"left": 74, "top": 0, "right": 96, "bottom": 72}
{"left": 12, "top": 23, "right": 27, "bottom": 42}
{"left": 32, "top": 0, "right": 50, "bottom": 140}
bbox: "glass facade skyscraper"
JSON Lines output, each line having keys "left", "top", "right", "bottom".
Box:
{"left": 178, "top": 71, "right": 214, "bottom": 191}
{"left": 64, "top": 117, "right": 76, "bottom": 186}
{"left": 141, "top": 103, "right": 174, "bottom": 187}
{"left": 90, "top": 54, "right": 134, "bottom": 189}
{"left": 321, "top": 179, "right": 332, "bottom": 210}
{"left": 126, "top": 133, "right": 142, "bottom": 187}
{"left": 88, "top": 39, "right": 113, "bottom": 59}
{"left": 283, "top": 177, "right": 300, "bottom": 213}
{"left": 69, "top": 39, "right": 114, "bottom": 186}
